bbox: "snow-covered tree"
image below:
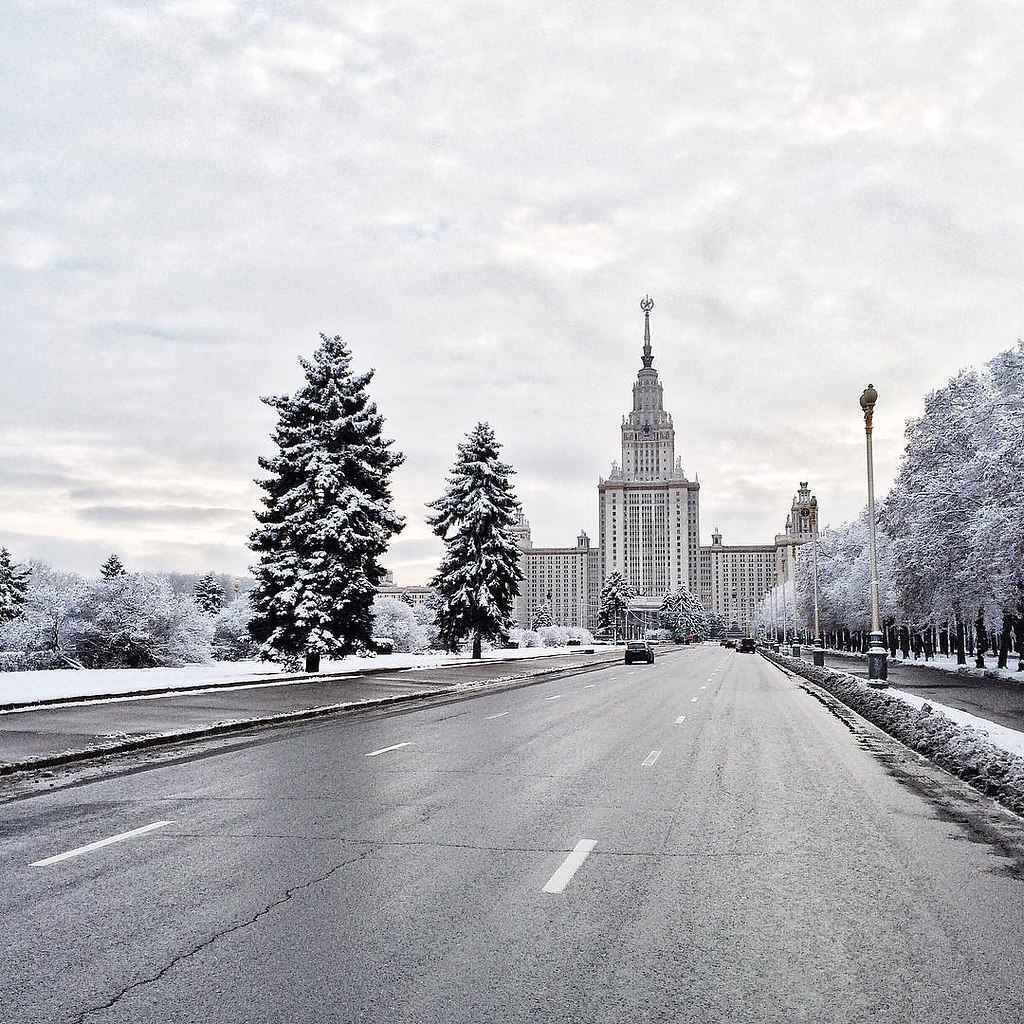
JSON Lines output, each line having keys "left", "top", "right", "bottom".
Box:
{"left": 248, "top": 334, "right": 405, "bottom": 671}
{"left": 100, "top": 554, "right": 127, "bottom": 579}
{"left": 598, "top": 571, "right": 633, "bottom": 641}
{"left": 194, "top": 572, "right": 225, "bottom": 615}
{"left": 372, "top": 596, "right": 430, "bottom": 653}
{"left": 659, "top": 586, "right": 710, "bottom": 640}
{"left": 212, "top": 594, "right": 259, "bottom": 661}
{"left": 0, "top": 561, "right": 90, "bottom": 663}
{"left": 76, "top": 573, "right": 213, "bottom": 668}
{"left": 531, "top": 601, "right": 554, "bottom": 630}
{"left": 0, "top": 548, "right": 30, "bottom": 623}
{"left": 427, "top": 422, "right": 523, "bottom": 659}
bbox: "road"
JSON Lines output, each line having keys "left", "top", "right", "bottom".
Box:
{"left": 2, "top": 646, "right": 1023, "bottom": 1023}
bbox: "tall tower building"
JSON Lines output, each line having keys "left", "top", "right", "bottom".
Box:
{"left": 598, "top": 297, "right": 700, "bottom": 622}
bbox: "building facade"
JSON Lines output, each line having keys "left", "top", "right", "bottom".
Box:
{"left": 392, "top": 299, "right": 818, "bottom": 641}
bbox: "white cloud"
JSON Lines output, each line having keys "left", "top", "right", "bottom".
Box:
{"left": 2, "top": 1, "right": 1023, "bottom": 578}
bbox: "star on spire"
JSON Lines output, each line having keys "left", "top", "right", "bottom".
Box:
{"left": 640, "top": 295, "right": 654, "bottom": 368}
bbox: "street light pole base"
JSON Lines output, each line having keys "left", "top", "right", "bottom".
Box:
{"left": 867, "top": 635, "right": 888, "bottom": 683}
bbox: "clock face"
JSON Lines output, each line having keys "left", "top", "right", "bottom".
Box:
{"left": 641, "top": 425, "right": 652, "bottom": 439}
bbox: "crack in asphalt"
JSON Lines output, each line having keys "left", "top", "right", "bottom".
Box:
{"left": 72, "top": 845, "right": 379, "bottom": 1024}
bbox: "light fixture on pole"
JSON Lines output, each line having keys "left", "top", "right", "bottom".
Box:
{"left": 860, "top": 384, "right": 888, "bottom": 684}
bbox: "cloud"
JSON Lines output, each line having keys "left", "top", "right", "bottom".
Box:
{"left": 3, "top": 1, "right": 1022, "bottom": 579}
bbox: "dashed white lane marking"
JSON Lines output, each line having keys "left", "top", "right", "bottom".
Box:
{"left": 544, "top": 694, "right": 562, "bottom": 701}
{"left": 32, "top": 821, "right": 174, "bottom": 867}
{"left": 642, "top": 750, "right": 662, "bottom": 766}
{"left": 583, "top": 684, "right": 596, "bottom": 689}
{"left": 701, "top": 685, "right": 707, "bottom": 690}
{"left": 543, "top": 839, "right": 597, "bottom": 894}
{"left": 366, "top": 742, "right": 411, "bottom": 757}
{"left": 675, "top": 715, "right": 687, "bottom": 723}
{"left": 485, "top": 712, "right": 510, "bottom": 720}
{"left": 691, "top": 697, "right": 699, "bottom": 703}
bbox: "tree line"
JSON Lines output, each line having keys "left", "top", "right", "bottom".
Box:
{"left": 775, "top": 339, "right": 1024, "bottom": 669}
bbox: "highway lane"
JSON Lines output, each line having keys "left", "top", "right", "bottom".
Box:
{"left": 3, "top": 645, "right": 1024, "bottom": 1023}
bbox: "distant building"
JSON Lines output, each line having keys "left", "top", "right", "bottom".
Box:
{"left": 376, "top": 569, "right": 433, "bottom": 607}
{"left": 405, "top": 300, "right": 818, "bottom": 640}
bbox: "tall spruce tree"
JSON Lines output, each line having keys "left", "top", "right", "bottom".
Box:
{"left": 0, "top": 548, "right": 30, "bottom": 623}
{"left": 427, "top": 422, "right": 523, "bottom": 659}
{"left": 100, "top": 554, "right": 126, "bottom": 579}
{"left": 194, "top": 572, "right": 225, "bottom": 615}
{"left": 248, "top": 334, "right": 405, "bottom": 671}
{"left": 599, "top": 571, "right": 633, "bottom": 641}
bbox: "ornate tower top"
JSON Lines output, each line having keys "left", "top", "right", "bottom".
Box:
{"left": 640, "top": 295, "right": 654, "bottom": 369}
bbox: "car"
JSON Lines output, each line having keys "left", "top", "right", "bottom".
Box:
{"left": 738, "top": 637, "right": 756, "bottom": 653}
{"left": 625, "top": 640, "right": 655, "bottom": 664}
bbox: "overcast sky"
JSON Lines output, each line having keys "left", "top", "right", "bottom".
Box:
{"left": 3, "top": 0, "right": 1022, "bottom": 584}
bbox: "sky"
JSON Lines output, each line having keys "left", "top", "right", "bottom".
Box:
{"left": 2, "top": 0, "right": 1022, "bottom": 585}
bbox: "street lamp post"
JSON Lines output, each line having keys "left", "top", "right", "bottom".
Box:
{"left": 779, "top": 568, "right": 789, "bottom": 648}
{"left": 810, "top": 498, "right": 824, "bottom": 666}
{"left": 790, "top": 540, "right": 800, "bottom": 657}
{"left": 860, "top": 384, "right": 888, "bottom": 684}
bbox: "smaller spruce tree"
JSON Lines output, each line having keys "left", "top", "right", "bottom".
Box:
{"left": 599, "top": 571, "right": 633, "bottom": 642}
{"left": 0, "top": 548, "right": 30, "bottom": 623}
{"left": 427, "top": 423, "right": 523, "bottom": 659}
{"left": 194, "top": 572, "right": 225, "bottom": 615}
{"left": 100, "top": 554, "right": 127, "bottom": 579}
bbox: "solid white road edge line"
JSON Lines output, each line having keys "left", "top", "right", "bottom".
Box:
{"left": 642, "top": 750, "right": 662, "bottom": 766}
{"left": 32, "top": 821, "right": 175, "bottom": 867}
{"left": 366, "top": 742, "right": 411, "bottom": 757}
{"left": 485, "top": 712, "right": 510, "bottom": 720}
{"left": 543, "top": 839, "right": 598, "bottom": 894}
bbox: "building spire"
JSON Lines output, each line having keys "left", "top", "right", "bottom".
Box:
{"left": 640, "top": 294, "right": 654, "bottom": 368}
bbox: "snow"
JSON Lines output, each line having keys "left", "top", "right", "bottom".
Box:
{"left": 0, "top": 646, "right": 589, "bottom": 707}
{"left": 887, "top": 686, "right": 1024, "bottom": 758}
{"left": 828, "top": 648, "right": 1024, "bottom": 684}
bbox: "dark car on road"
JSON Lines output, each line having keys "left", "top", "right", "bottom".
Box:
{"left": 625, "top": 641, "right": 655, "bottom": 664}
{"left": 738, "top": 637, "right": 756, "bottom": 653}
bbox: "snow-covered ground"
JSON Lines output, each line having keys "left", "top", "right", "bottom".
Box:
{"left": 827, "top": 648, "right": 1024, "bottom": 683}
{"left": 887, "top": 687, "right": 1024, "bottom": 758}
{"left": 0, "top": 647, "right": 592, "bottom": 707}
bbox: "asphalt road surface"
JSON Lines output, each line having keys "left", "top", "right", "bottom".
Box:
{"left": 3, "top": 646, "right": 1023, "bottom": 1024}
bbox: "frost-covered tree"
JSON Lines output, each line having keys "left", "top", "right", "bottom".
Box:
{"left": 100, "top": 554, "right": 127, "bottom": 579}
{"left": 427, "top": 422, "right": 523, "bottom": 659}
{"left": 0, "top": 548, "right": 30, "bottom": 623}
{"left": 531, "top": 601, "right": 554, "bottom": 630}
{"left": 372, "top": 596, "right": 430, "bottom": 653}
{"left": 659, "top": 586, "right": 709, "bottom": 640}
{"left": 76, "top": 574, "right": 213, "bottom": 668}
{"left": 194, "top": 572, "right": 225, "bottom": 615}
{"left": 598, "top": 571, "right": 633, "bottom": 641}
{"left": 212, "top": 594, "right": 259, "bottom": 662}
{"left": 248, "top": 334, "right": 405, "bottom": 671}
{"left": 1, "top": 561, "right": 90, "bottom": 663}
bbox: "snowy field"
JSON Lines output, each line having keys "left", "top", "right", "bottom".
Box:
{"left": 0, "top": 646, "right": 592, "bottom": 707}
{"left": 828, "top": 649, "right": 1024, "bottom": 684}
